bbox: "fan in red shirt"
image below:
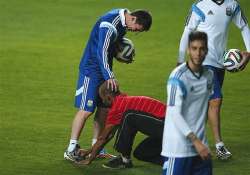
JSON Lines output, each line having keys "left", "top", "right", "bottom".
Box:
{"left": 76, "top": 82, "right": 166, "bottom": 167}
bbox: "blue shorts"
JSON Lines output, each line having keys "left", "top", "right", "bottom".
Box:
{"left": 205, "top": 66, "right": 225, "bottom": 100}
{"left": 162, "top": 156, "right": 212, "bottom": 175}
{"left": 74, "top": 72, "right": 104, "bottom": 112}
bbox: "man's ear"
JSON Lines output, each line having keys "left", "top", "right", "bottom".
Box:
{"left": 131, "top": 16, "right": 137, "bottom": 23}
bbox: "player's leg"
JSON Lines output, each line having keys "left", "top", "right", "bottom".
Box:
{"left": 102, "top": 111, "right": 137, "bottom": 169}
{"left": 103, "top": 111, "right": 163, "bottom": 169}
{"left": 206, "top": 66, "right": 232, "bottom": 160}
{"left": 92, "top": 107, "right": 107, "bottom": 146}
{"left": 162, "top": 157, "right": 192, "bottom": 175}
{"left": 133, "top": 137, "right": 163, "bottom": 165}
{"left": 92, "top": 106, "right": 114, "bottom": 158}
{"left": 208, "top": 98, "right": 222, "bottom": 144}
{"left": 64, "top": 73, "right": 99, "bottom": 162}
{"left": 115, "top": 111, "right": 163, "bottom": 155}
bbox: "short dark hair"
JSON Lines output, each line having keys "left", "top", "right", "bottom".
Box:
{"left": 130, "top": 10, "right": 152, "bottom": 31}
{"left": 188, "top": 31, "right": 208, "bottom": 48}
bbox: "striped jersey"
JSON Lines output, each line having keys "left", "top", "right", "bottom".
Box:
{"left": 79, "top": 9, "right": 127, "bottom": 80}
{"left": 105, "top": 94, "right": 166, "bottom": 125}
{"left": 161, "top": 63, "right": 214, "bottom": 157}
{"left": 180, "top": 0, "right": 249, "bottom": 68}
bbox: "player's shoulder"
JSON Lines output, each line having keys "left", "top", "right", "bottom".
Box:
{"left": 99, "top": 9, "right": 121, "bottom": 24}
{"left": 202, "top": 66, "right": 214, "bottom": 79}
{"left": 194, "top": 0, "right": 209, "bottom": 8}
{"left": 226, "top": 0, "right": 240, "bottom": 5}
{"left": 217, "top": 0, "right": 240, "bottom": 12}
{"left": 169, "top": 63, "right": 189, "bottom": 79}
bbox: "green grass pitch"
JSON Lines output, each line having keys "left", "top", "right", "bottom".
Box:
{"left": 1, "top": 0, "right": 250, "bottom": 174}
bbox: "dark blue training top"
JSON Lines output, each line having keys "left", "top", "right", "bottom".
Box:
{"left": 79, "top": 9, "right": 127, "bottom": 80}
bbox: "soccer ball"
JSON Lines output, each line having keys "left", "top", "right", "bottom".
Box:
{"left": 223, "top": 49, "right": 243, "bottom": 72}
{"left": 115, "top": 38, "right": 135, "bottom": 63}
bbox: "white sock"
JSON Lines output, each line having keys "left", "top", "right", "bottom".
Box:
{"left": 216, "top": 141, "right": 224, "bottom": 149}
{"left": 67, "top": 139, "right": 78, "bottom": 152}
{"left": 92, "top": 138, "right": 97, "bottom": 146}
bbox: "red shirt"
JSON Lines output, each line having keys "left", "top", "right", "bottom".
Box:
{"left": 106, "top": 94, "right": 166, "bottom": 125}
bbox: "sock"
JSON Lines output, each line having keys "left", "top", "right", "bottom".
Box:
{"left": 92, "top": 138, "right": 97, "bottom": 146}
{"left": 121, "top": 154, "right": 131, "bottom": 163}
{"left": 216, "top": 141, "right": 224, "bottom": 149}
{"left": 67, "top": 139, "right": 78, "bottom": 152}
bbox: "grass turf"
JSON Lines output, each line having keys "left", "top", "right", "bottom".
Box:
{"left": 1, "top": 0, "right": 250, "bottom": 174}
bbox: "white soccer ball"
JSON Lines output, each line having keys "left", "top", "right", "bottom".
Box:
{"left": 115, "top": 38, "right": 135, "bottom": 63}
{"left": 223, "top": 49, "right": 243, "bottom": 72}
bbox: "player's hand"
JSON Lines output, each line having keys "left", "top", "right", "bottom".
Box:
{"left": 239, "top": 51, "right": 250, "bottom": 71}
{"left": 193, "top": 139, "right": 211, "bottom": 160}
{"left": 75, "top": 158, "right": 91, "bottom": 165}
{"left": 106, "top": 79, "right": 118, "bottom": 92}
{"left": 78, "top": 149, "right": 91, "bottom": 158}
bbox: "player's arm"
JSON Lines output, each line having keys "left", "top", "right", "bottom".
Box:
{"left": 178, "top": 4, "right": 204, "bottom": 65}
{"left": 167, "top": 77, "right": 192, "bottom": 136}
{"left": 76, "top": 124, "right": 116, "bottom": 165}
{"left": 187, "top": 132, "right": 211, "bottom": 160}
{"left": 98, "top": 22, "right": 118, "bottom": 91}
{"left": 232, "top": 3, "right": 250, "bottom": 70}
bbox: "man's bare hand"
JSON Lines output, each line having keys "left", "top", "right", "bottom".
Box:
{"left": 193, "top": 139, "right": 211, "bottom": 160}
{"left": 239, "top": 51, "right": 250, "bottom": 71}
{"left": 106, "top": 79, "right": 118, "bottom": 92}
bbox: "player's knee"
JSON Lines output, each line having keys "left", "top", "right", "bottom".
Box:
{"left": 77, "top": 110, "right": 92, "bottom": 120}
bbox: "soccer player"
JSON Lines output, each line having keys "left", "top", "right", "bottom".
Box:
{"left": 177, "top": 0, "right": 250, "bottom": 159}
{"left": 75, "top": 81, "right": 166, "bottom": 168}
{"left": 64, "top": 9, "right": 152, "bottom": 161}
{"left": 162, "top": 31, "right": 213, "bottom": 175}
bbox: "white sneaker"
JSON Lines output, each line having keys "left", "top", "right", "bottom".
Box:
{"left": 216, "top": 143, "right": 232, "bottom": 160}
{"left": 64, "top": 144, "right": 83, "bottom": 162}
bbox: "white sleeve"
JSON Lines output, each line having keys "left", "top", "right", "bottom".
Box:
{"left": 178, "top": 27, "right": 193, "bottom": 63}
{"left": 241, "top": 25, "right": 250, "bottom": 52}
{"left": 232, "top": 4, "right": 248, "bottom": 30}
{"left": 178, "top": 4, "right": 203, "bottom": 63}
{"left": 167, "top": 78, "right": 192, "bottom": 136}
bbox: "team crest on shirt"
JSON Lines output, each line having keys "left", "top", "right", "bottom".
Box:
{"left": 226, "top": 7, "right": 233, "bottom": 16}
{"left": 87, "top": 100, "right": 93, "bottom": 107}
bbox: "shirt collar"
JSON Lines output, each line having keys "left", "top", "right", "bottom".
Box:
{"left": 186, "top": 61, "right": 203, "bottom": 79}
{"left": 119, "top": 9, "right": 130, "bottom": 27}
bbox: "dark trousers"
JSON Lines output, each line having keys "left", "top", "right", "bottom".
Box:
{"left": 114, "top": 110, "right": 164, "bottom": 165}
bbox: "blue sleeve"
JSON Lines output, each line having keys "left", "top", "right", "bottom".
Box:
{"left": 192, "top": 4, "right": 205, "bottom": 22}
{"left": 97, "top": 22, "right": 117, "bottom": 80}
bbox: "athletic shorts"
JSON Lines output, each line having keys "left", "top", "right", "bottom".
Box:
{"left": 74, "top": 72, "right": 104, "bottom": 112}
{"left": 162, "top": 156, "right": 212, "bottom": 175}
{"left": 205, "top": 65, "right": 225, "bottom": 100}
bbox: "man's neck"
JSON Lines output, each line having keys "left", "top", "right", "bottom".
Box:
{"left": 211, "top": 0, "right": 224, "bottom": 5}
{"left": 187, "top": 61, "right": 202, "bottom": 73}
